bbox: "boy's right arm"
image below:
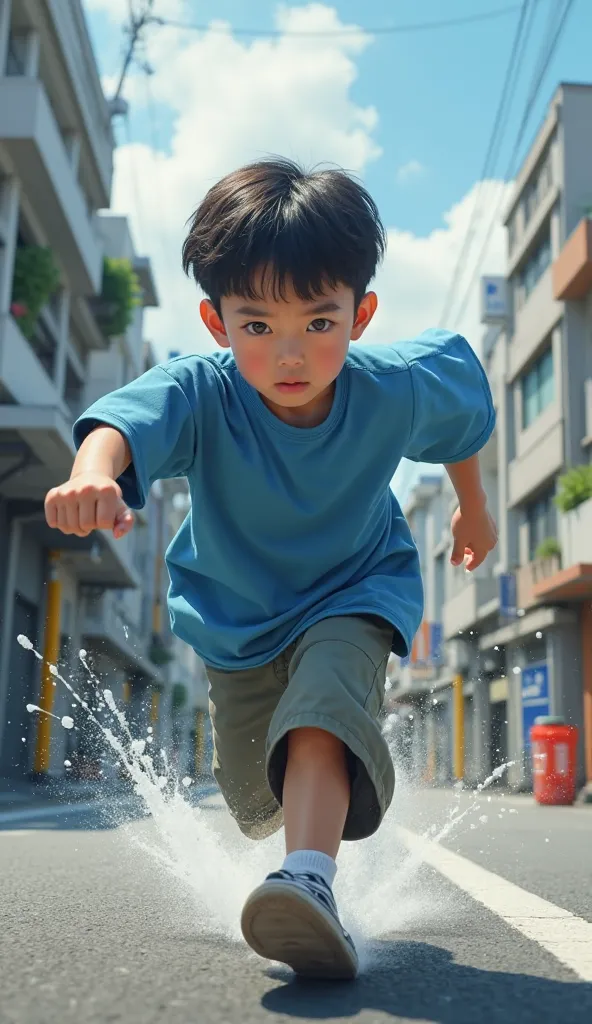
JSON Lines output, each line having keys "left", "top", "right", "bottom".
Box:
{"left": 45, "top": 426, "right": 135, "bottom": 540}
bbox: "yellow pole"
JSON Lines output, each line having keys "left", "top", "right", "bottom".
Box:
{"left": 122, "top": 681, "right": 131, "bottom": 704}
{"left": 34, "top": 551, "right": 62, "bottom": 774}
{"left": 194, "top": 710, "right": 205, "bottom": 774}
{"left": 453, "top": 674, "right": 465, "bottom": 780}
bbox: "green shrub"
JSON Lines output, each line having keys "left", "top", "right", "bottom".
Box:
{"left": 555, "top": 465, "right": 592, "bottom": 513}
{"left": 11, "top": 246, "right": 60, "bottom": 338}
{"left": 535, "top": 537, "right": 561, "bottom": 560}
{"left": 98, "top": 258, "right": 141, "bottom": 337}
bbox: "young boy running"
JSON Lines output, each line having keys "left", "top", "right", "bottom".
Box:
{"left": 45, "top": 158, "right": 497, "bottom": 980}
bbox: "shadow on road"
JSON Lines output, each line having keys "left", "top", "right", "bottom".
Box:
{"left": 262, "top": 940, "right": 592, "bottom": 1023}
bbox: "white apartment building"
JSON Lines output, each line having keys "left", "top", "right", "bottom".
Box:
{"left": 0, "top": 0, "right": 208, "bottom": 786}
{"left": 393, "top": 83, "right": 592, "bottom": 795}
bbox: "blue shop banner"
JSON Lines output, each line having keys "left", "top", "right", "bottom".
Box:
{"left": 521, "top": 662, "right": 549, "bottom": 748}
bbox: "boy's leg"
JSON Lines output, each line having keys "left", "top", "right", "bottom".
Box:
{"left": 241, "top": 615, "right": 395, "bottom": 979}
{"left": 282, "top": 727, "right": 349, "bottom": 858}
{"left": 205, "top": 652, "right": 294, "bottom": 840}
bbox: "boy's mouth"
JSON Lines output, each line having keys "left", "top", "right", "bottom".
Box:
{"left": 274, "top": 381, "right": 310, "bottom": 394}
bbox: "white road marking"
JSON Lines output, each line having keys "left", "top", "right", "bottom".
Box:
{"left": 0, "top": 830, "right": 31, "bottom": 837}
{"left": 400, "top": 826, "right": 592, "bottom": 981}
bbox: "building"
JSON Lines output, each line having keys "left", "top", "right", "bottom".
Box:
{"left": 393, "top": 83, "right": 592, "bottom": 798}
{"left": 478, "top": 82, "right": 592, "bottom": 794}
{"left": 0, "top": 0, "right": 207, "bottom": 788}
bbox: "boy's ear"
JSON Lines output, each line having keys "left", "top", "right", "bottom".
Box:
{"left": 350, "top": 292, "right": 378, "bottom": 340}
{"left": 200, "top": 299, "right": 230, "bottom": 348}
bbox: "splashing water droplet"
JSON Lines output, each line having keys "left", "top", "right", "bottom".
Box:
{"left": 536, "top": 631, "right": 543, "bottom": 639}
{"left": 479, "top": 815, "right": 488, "bottom": 824}
{"left": 17, "top": 634, "right": 33, "bottom": 650}
{"left": 26, "top": 704, "right": 37, "bottom": 713}
{"left": 513, "top": 666, "right": 521, "bottom": 675}
{"left": 64, "top": 760, "right": 71, "bottom": 767}
{"left": 61, "top": 716, "right": 74, "bottom": 730}
{"left": 182, "top": 777, "right": 192, "bottom": 788}
{"left": 147, "top": 727, "right": 153, "bottom": 735}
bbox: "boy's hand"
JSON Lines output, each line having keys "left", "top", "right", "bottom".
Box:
{"left": 44, "top": 472, "right": 134, "bottom": 540}
{"left": 450, "top": 503, "right": 497, "bottom": 572}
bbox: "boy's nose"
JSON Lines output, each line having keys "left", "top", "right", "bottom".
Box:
{"left": 278, "top": 344, "right": 304, "bottom": 367}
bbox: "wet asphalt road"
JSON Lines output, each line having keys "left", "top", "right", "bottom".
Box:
{"left": 1, "top": 786, "right": 591, "bottom": 1024}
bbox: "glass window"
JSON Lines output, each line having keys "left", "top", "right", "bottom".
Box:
{"left": 526, "top": 488, "right": 556, "bottom": 561}
{"left": 522, "top": 346, "right": 554, "bottom": 429}
{"left": 519, "top": 229, "right": 552, "bottom": 301}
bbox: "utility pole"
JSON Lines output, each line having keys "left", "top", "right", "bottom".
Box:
{"left": 111, "top": 0, "right": 156, "bottom": 105}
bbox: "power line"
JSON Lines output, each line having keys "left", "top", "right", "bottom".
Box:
{"left": 450, "top": 0, "right": 575, "bottom": 329}
{"left": 151, "top": 5, "right": 522, "bottom": 39}
{"left": 438, "top": 0, "right": 535, "bottom": 327}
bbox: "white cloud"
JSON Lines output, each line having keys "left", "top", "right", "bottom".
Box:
{"left": 396, "top": 159, "right": 425, "bottom": 184}
{"left": 365, "top": 179, "right": 511, "bottom": 353}
{"left": 106, "top": 4, "right": 380, "bottom": 357}
{"left": 102, "top": 3, "right": 509, "bottom": 367}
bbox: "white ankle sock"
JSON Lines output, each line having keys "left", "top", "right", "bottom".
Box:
{"left": 282, "top": 850, "right": 337, "bottom": 889}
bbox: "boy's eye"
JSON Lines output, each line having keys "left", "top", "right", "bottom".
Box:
{"left": 245, "top": 321, "right": 270, "bottom": 335}
{"left": 307, "top": 318, "right": 333, "bottom": 332}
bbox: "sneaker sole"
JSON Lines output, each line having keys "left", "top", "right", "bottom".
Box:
{"left": 241, "top": 880, "right": 358, "bottom": 981}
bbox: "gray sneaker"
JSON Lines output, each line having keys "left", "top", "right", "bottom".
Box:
{"left": 241, "top": 869, "right": 358, "bottom": 980}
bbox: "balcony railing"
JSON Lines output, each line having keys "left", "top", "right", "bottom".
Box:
{"left": 515, "top": 554, "right": 561, "bottom": 610}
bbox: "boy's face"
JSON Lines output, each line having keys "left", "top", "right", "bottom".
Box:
{"left": 201, "top": 275, "right": 377, "bottom": 426}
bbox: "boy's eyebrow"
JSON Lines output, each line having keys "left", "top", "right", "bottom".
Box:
{"left": 234, "top": 301, "right": 343, "bottom": 316}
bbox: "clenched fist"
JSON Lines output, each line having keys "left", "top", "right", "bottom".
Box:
{"left": 44, "top": 472, "right": 134, "bottom": 540}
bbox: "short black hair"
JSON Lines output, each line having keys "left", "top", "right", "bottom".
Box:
{"left": 182, "top": 158, "right": 386, "bottom": 313}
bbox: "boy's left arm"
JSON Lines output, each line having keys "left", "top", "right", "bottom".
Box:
{"left": 445, "top": 454, "right": 498, "bottom": 571}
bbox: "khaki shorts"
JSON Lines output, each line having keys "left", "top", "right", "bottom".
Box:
{"left": 205, "top": 615, "right": 395, "bottom": 843}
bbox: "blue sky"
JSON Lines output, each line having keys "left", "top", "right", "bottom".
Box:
{"left": 85, "top": 0, "right": 590, "bottom": 238}
{"left": 82, "top": 0, "right": 590, "bottom": 500}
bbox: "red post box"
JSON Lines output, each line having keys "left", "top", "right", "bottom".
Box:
{"left": 530, "top": 716, "right": 579, "bottom": 806}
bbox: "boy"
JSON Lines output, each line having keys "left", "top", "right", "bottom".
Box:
{"left": 45, "top": 158, "right": 497, "bottom": 980}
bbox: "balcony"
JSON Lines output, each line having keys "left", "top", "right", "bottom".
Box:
{"left": 552, "top": 218, "right": 592, "bottom": 301}
{"left": 518, "top": 506, "right": 592, "bottom": 603}
{"left": 443, "top": 574, "right": 498, "bottom": 639}
{"left": 45, "top": 0, "right": 113, "bottom": 203}
{"left": 508, "top": 409, "right": 563, "bottom": 507}
{"left": 0, "top": 77, "right": 102, "bottom": 292}
{"left": 515, "top": 555, "right": 561, "bottom": 611}
{"left": 508, "top": 267, "right": 562, "bottom": 382}
{"left": 80, "top": 591, "right": 161, "bottom": 681}
{"left": 0, "top": 313, "right": 60, "bottom": 408}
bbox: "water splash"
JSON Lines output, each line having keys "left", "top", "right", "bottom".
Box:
{"left": 17, "top": 633, "right": 515, "bottom": 971}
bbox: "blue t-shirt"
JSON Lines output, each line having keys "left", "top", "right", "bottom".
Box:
{"left": 73, "top": 329, "right": 495, "bottom": 669}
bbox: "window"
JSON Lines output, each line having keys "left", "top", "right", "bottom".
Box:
{"left": 522, "top": 347, "right": 554, "bottom": 429}
{"left": 522, "top": 151, "right": 553, "bottom": 227}
{"left": 519, "top": 230, "right": 551, "bottom": 300}
{"left": 526, "top": 488, "right": 556, "bottom": 561}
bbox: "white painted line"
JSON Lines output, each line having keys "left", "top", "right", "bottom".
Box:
{"left": 0, "top": 830, "right": 31, "bottom": 837}
{"left": 400, "top": 826, "right": 592, "bottom": 981}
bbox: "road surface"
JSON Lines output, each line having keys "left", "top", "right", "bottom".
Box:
{"left": 1, "top": 783, "right": 591, "bottom": 1023}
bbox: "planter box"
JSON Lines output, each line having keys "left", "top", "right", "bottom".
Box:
{"left": 559, "top": 496, "right": 592, "bottom": 566}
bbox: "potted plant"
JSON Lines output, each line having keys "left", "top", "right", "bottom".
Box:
{"left": 91, "top": 257, "right": 141, "bottom": 337}
{"left": 555, "top": 465, "right": 592, "bottom": 513}
{"left": 11, "top": 245, "right": 60, "bottom": 338}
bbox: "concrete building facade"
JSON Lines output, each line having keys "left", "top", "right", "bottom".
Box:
{"left": 389, "top": 83, "right": 592, "bottom": 798}
{"left": 0, "top": 0, "right": 208, "bottom": 788}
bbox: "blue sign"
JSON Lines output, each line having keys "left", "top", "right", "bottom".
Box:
{"left": 430, "top": 622, "right": 443, "bottom": 665}
{"left": 499, "top": 573, "right": 517, "bottom": 618}
{"left": 521, "top": 662, "right": 549, "bottom": 748}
